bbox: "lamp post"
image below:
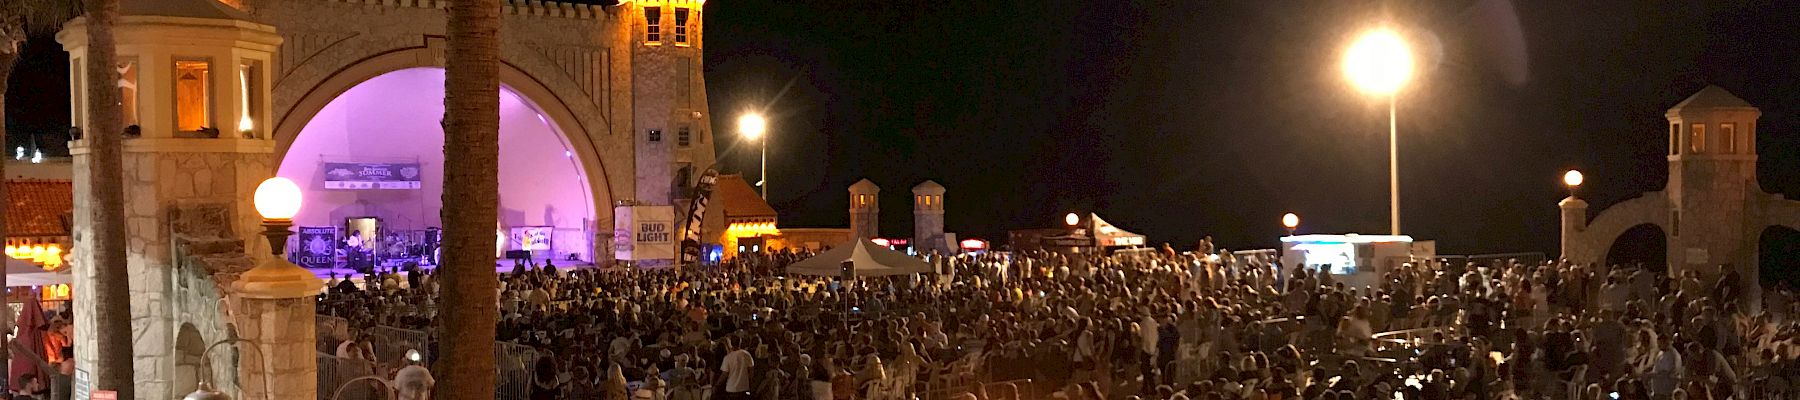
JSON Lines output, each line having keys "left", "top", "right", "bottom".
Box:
{"left": 1344, "top": 27, "right": 1414, "bottom": 235}
{"left": 1563, "top": 169, "right": 1584, "bottom": 197}
{"left": 1282, "top": 213, "right": 1300, "bottom": 236}
{"left": 738, "top": 113, "right": 769, "bottom": 199}
{"left": 229, "top": 177, "right": 326, "bottom": 400}
{"left": 182, "top": 338, "right": 273, "bottom": 400}
{"left": 1064, "top": 212, "right": 1080, "bottom": 228}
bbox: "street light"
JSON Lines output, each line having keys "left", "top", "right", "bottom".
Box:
{"left": 1065, "top": 212, "right": 1080, "bottom": 227}
{"left": 1344, "top": 27, "right": 1414, "bottom": 235}
{"left": 1563, "top": 169, "right": 1584, "bottom": 197}
{"left": 1282, "top": 213, "right": 1300, "bottom": 236}
{"left": 738, "top": 113, "right": 769, "bottom": 199}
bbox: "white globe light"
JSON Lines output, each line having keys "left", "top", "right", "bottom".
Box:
{"left": 1344, "top": 28, "right": 1414, "bottom": 96}
{"left": 1563, "top": 170, "right": 1584, "bottom": 187}
{"left": 738, "top": 113, "right": 767, "bottom": 140}
{"left": 254, "top": 177, "right": 303, "bottom": 220}
{"left": 1065, "top": 213, "right": 1080, "bottom": 227}
{"left": 1282, "top": 213, "right": 1300, "bottom": 229}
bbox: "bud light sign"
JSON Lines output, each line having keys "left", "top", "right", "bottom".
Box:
{"left": 322, "top": 162, "right": 423, "bottom": 190}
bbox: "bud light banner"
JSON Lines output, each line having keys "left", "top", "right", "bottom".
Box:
{"left": 322, "top": 162, "right": 423, "bottom": 190}
{"left": 295, "top": 227, "right": 338, "bottom": 269}
{"left": 615, "top": 205, "right": 676, "bottom": 261}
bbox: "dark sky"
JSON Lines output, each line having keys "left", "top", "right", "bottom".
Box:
{"left": 700, "top": 0, "right": 1800, "bottom": 255}
{"left": 9, "top": 0, "right": 1800, "bottom": 257}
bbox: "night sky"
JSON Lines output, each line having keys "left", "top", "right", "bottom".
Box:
{"left": 8, "top": 1, "right": 1800, "bottom": 261}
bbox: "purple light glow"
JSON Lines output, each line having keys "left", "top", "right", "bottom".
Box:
{"left": 277, "top": 67, "right": 597, "bottom": 260}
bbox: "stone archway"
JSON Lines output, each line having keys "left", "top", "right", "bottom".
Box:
{"left": 272, "top": 47, "right": 617, "bottom": 231}
{"left": 1761, "top": 226, "right": 1800, "bottom": 290}
{"left": 271, "top": 48, "right": 617, "bottom": 262}
{"left": 173, "top": 323, "right": 207, "bottom": 396}
{"left": 1606, "top": 224, "right": 1669, "bottom": 273}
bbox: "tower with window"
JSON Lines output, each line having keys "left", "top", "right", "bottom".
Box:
{"left": 632, "top": 0, "right": 713, "bottom": 208}
{"left": 912, "top": 180, "right": 947, "bottom": 254}
{"left": 1663, "top": 86, "right": 1760, "bottom": 272}
{"left": 850, "top": 179, "right": 880, "bottom": 239}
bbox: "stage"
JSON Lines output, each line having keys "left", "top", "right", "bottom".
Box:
{"left": 309, "top": 260, "right": 601, "bottom": 280}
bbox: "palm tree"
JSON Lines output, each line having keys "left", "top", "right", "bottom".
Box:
{"left": 437, "top": 0, "right": 500, "bottom": 398}
{"left": 79, "top": 0, "right": 135, "bottom": 397}
{"left": 0, "top": 0, "right": 80, "bottom": 384}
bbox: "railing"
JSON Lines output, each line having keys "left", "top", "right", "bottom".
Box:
{"left": 1437, "top": 252, "right": 1548, "bottom": 268}
{"left": 495, "top": 341, "right": 540, "bottom": 399}
{"left": 367, "top": 325, "right": 430, "bottom": 365}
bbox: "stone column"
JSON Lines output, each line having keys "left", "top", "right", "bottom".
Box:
{"left": 1559, "top": 196, "right": 1589, "bottom": 264}
{"left": 233, "top": 253, "right": 325, "bottom": 400}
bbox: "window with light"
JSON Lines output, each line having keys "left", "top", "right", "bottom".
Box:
{"left": 175, "top": 59, "right": 213, "bottom": 132}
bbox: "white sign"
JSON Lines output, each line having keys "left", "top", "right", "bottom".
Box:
{"left": 615, "top": 205, "right": 676, "bottom": 261}
{"left": 1685, "top": 248, "right": 1709, "bottom": 264}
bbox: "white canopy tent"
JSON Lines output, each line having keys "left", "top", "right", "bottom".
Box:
{"left": 6, "top": 257, "right": 70, "bottom": 287}
{"left": 786, "top": 239, "right": 931, "bottom": 277}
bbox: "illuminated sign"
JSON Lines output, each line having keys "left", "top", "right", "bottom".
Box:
{"left": 959, "top": 239, "right": 988, "bottom": 250}
{"left": 322, "top": 162, "right": 423, "bottom": 190}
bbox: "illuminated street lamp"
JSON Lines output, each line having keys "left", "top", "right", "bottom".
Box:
{"left": 1282, "top": 213, "right": 1300, "bottom": 236}
{"left": 1563, "top": 169, "right": 1584, "bottom": 197}
{"left": 1344, "top": 27, "right": 1414, "bottom": 235}
{"left": 1065, "top": 212, "right": 1080, "bottom": 227}
{"left": 738, "top": 113, "right": 769, "bottom": 199}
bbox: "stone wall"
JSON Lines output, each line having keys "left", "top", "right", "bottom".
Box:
{"left": 71, "top": 142, "right": 272, "bottom": 398}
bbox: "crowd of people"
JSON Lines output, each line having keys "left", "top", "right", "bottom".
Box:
{"left": 316, "top": 244, "right": 1800, "bottom": 400}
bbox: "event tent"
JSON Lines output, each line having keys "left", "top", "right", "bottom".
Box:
{"left": 785, "top": 239, "right": 931, "bottom": 277}
{"left": 5, "top": 257, "right": 70, "bottom": 287}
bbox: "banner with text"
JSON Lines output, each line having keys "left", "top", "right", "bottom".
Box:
{"left": 615, "top": 205, "right": 676, "bottom": 261}
{"left": 295, "top": 226, "right": 338, "bottom": 269}
{"left": 322, "top": 162, "right": 423, "bottom": 189}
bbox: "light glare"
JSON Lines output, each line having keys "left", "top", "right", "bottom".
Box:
{"left": 253, "top": 177, "right": 304, "bottom": 220}
{"left": 1344, "top": 29, "right": 1414, "bottom": 96}
{"left": 1282, "top": 213, "right": 1300, "bottom": 229}
{"left": 738, "top": 113, "right": 767, "bottom": 139}
{"left": 1563, "top": 170, "right": 1584, "bottom": 187}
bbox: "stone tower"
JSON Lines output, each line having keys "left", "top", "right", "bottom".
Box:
{"left": 1664, "top": 86, "right": 1760, "bottom": 276}
{"left": 912, "top": 180, "right": 946, "bottom": 254}
{"left": 850, "top": 179, "right": 880, "bottom": 239}
{"left": 631, "top": 0, "right": 716, "bottom": 206}
{"left": 1561, "top": 86, "right": 1800, "bottom": 312}
{"left": 58, "top": 0, "right": 297, "bottom": 397}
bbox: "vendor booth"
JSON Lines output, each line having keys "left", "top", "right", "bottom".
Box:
{"left": 786, "top": 239, "right": 931, "bottom": 277}
{"left": 1279, "top": 234, "right": 1435, "bottom": 288}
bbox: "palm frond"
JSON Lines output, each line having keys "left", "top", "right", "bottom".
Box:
{"left": 1, "top": 0, "right": 84, "bottom": 36}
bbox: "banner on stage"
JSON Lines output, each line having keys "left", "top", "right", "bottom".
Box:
{"left": 322, "top": 162, "right": 423, "bottom": 190}
{"left": 510, "top": 226, "right": 553, "bottom": 252}
{"left": 615, "top": 205, "right": 676, "bottom": 261}
{"left": 296, "top": 226, "right": 338, "bottom": 269}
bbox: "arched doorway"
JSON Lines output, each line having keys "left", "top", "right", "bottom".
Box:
{"left": 1761, "top": 226, "right": 1800, "bottom": 290}
{"left": 277, "top": 67, "right": 601, "bottom": 263}
{"left": 173, "top": 323, "right": 206, "bottom": 395}
{"left": 1605, "top": 224, "right": 1668, "bottom": 273}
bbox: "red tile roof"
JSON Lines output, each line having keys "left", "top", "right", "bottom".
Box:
{"left": 7, "top": 180, "right": 73, "bottom": 237}
{"left": 715, "top": 174, "right": 778, "bottom": 220}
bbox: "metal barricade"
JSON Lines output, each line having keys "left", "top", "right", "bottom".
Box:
{"left": 367, "top": 325, "right": 430, "bottom": 365}
{"left": 495, "top": 341, "right": 540, "bottom": 399}
{"left": 317, "top": 315, "right": 351, "bottom": 354}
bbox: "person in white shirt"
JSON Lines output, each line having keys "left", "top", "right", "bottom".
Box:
{"left": 394, "top": 350, "right": 435, "bottom": 400}
{"left": 719, "top": 338, "right": 754, "bottom": 399}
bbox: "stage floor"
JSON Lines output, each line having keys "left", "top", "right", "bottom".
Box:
{"left": 308, "top": 260, "right": 599, "bottom": 280}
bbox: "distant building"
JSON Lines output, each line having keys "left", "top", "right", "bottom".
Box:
{"left": 1560, "top": 86, "right": 1800, "bottom": 311}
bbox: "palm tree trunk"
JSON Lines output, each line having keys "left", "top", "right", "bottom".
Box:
{"left": 437, "top": 0, "right": 500, "bottom": 399}
{"left": 0, "top": 47, "right": 16, "bottom": 380}
{"left": 82, "top": 0, "right": 135, "bottom": 397}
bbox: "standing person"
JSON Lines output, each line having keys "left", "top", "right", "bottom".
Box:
{"left": 394, "top": 350, "right": 436, "bottom": 400}
{"left": 720, "top": 338, "right": 755, "bottom": 400}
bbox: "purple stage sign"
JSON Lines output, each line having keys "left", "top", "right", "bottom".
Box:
{"left": 322, "top": 162, "right": 423, "bottom": 189}
{"left": 296, "top": 226, "right": 338, "bottom": 269}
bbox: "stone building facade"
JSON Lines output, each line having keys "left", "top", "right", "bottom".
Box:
{"left": 58, "top": 0, "right": 721, "bottom": 397}
{"left": 912, "top": 180, "right": 947, "bottom": 254}
{"left": 1561, "top": 86, "right": 1800, "bottom": 310}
